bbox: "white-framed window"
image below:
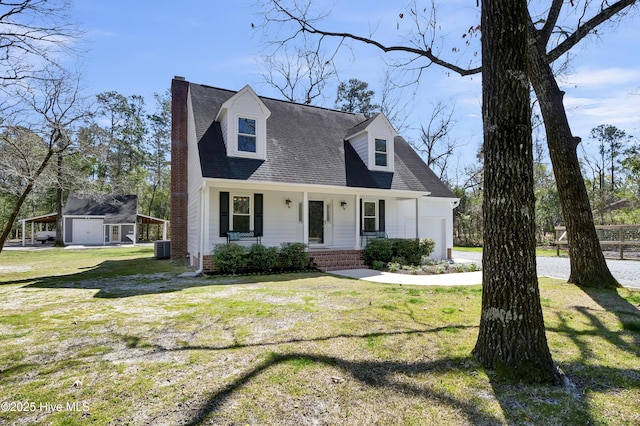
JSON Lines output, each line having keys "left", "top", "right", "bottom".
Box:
{"left": 232, "top": 195, "right": 251, "bottom": 231}
{"left": 374, "top": 138, "right": 387, "bottom": 167}
{"left": 363, "top": 201, "right": 377, "bottom": 231}
{"left": 237, "top": 117, "right": 257, "bottom": 153}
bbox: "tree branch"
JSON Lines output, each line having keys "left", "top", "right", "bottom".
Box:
{"left": 269, "top": 0, "right": 481, "bottom": 77}
{"left": 540, "top": 0, "right": 565, "bottom": 45}
{"left": 547, "top": 0, "right": 637, "bottom": 63}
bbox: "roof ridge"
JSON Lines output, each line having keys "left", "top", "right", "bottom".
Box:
{"left": 191, "top": 82, "right": 365, "bottom": 117}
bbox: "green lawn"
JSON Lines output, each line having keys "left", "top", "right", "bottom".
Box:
{"left": 0, "top": 247, "right": 638, "bottom": 425}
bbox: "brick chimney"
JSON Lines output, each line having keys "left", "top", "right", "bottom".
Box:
{"left": 170, "top": 76, "right": 189, "bottom": 261}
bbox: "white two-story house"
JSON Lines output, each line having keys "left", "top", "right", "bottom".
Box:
{"left": 170, "top": 77, "right": 459, "bottom": 271}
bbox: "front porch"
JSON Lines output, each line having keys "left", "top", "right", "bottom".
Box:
{"left": 196, "top": 184, "right": 456, "bottom": 270}
{"left": 206, "top": 186, "right": 454, "bottom": 251}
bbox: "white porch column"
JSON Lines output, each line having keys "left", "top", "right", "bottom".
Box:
{"left": 132, "top": 222, "right": 137, "bottom": 246}
{"left": 302, "top": 191, "right": 309, "bottom": 246}
{"left": 31, "top": 222, "right": 35, "bottom": 245}
{"left": 21, "top": 220, "right": 25, "bottom": 246}
{"left": 162, "top": 221, "right": 167, "bottom": 240}
{"left": 355, "top": 194, "right": 361, "bottom": 249}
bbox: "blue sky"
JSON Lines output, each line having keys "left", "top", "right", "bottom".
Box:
{"left": 71, "top": 1, "right": 640, "bottom": 175}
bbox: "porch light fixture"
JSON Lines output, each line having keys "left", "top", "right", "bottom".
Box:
{"left": 285, "top": 198, "right": 292, "bottom": 208}
{"left": 340, "top": 201, "right": 347, "bottom": 210}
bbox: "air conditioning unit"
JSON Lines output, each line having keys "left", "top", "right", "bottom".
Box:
{"left": 154, "top": 240, "right": 171, "bottom": 259}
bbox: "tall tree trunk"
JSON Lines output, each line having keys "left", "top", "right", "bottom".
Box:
{"left": 527, "top": 22, "right": 619, "bottom": 289}
{"left": 473, "top": 0, "right": 558, "bottom": 383}
{"left": 55, "top": 152, "right": 65, "bottom": 247}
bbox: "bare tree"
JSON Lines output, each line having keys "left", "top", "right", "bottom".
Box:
{"left": 379, "top": 70, "right": 412, "bottom": 135}
{"left": 0, "top": 0, "right": 80, "bottom": 84}
{"left": 412, "top": 100, "right": 458, "bottom": 182}
{"left": 260, "top": 46, "right": 337, "bottom": 105}
{"left": 0, "top": 68, "right": 89, "bottom": 252}
{"left": 259, "top": 0, "right": 639, "bottom": 288}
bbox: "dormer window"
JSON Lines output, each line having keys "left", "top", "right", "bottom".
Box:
{"left": 216, "top": 85, "right": 271, "bottom": 160}
{"left": 238, "top": 117, "right": 257, "bottom": 153}
{"left": 345, "top": 113, "right": 396, "bottom": 172}
{"left": 375, "top": 138, "right": 387, "bottom": 167}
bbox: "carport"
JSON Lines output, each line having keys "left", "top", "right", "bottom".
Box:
{"left": 19, "top": 213, "right": 59, "bottom": 246}
{"left": 136, "top": 214, "right": 169, "bottom": 241}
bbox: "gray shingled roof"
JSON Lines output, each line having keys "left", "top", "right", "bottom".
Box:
{"left": 189, "top": 83, "right": 455, "bottom": 198}
{"left": 63, "top": 193, "right": 138, "bottom": 224}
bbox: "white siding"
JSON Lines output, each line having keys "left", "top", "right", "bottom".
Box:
{"left": 261, "top": 191, "right": 302, "bottom": 247}
{"left": 332, "top": 202, "right": 356, "bottom": 248}
{"left": 186, "top": 90, "right": 203, "bottom": 263}
{"left": 219, "top": 109, "right": 228, "bottom": 149}
{"left": 350, "top": 133, "right": 369, "bottom": 167}
{"left": 397, "top": 197, "right": 455, "bottom": 259}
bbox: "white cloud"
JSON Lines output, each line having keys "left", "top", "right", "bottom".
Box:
{"left": 559, "top": 67, "right": 640, "bottom": 89}
{"left": 565, "top": 91, "right": 640, "bottom": 137}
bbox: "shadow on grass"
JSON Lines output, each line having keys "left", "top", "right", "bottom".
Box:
{"left": 16, "top": 258, "right": 326, "bottom": 298}
{"left": 161, "top": 288, "right": 640, "bottom": 425}
{"left": 579, "top": 286, "right": 640, "bottom": 351}
{"left": 171, "top": 335, "right": 639, "bottom": 426}
{"left": 488, "top": 362, "right": 640, "bottom": 426}
{"left": 488, "top": 285, "right": 640, "bottom": 425}
{"left": 183, "top": 352, "right": 500, "bottom": 425}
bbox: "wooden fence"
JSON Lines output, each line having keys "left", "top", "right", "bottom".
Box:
{"left": 555, "top": 224, "right": 640, "bottom": 259}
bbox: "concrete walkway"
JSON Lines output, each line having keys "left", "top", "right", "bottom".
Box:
{"left": 330, "top": 268, "right": 482, "bottom": 286}
{"left": 331, "top": 253, "right": 483, "bottom": 286}
{"left": 331, "top": 250, "right": 640, "bottom": 289}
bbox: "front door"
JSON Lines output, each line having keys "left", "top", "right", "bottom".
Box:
{"left": 111, "top": 225, "right": 120, "bottom": 243}
{"left": 308, "top": 200, "right": 324, "bottom": 244}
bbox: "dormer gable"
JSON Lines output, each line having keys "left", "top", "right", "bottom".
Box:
{"left": 345, "top": 113, "right": 397, "bottom": 172}
{"left": 215, "top": 85, "right": 271, "bottom": 160}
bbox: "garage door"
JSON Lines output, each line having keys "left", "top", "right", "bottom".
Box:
{"left": 72, "top": 219, "right": 104, "bottom": 245}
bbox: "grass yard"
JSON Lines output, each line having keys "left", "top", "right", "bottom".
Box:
{"left": 0, "top": 247, "right": 639, "bottom": 425}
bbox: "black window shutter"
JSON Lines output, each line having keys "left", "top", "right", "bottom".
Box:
{"left": 254, "top": 193, "right": 263, "bottom": 237}
{"left": 379, "top": 200, "right": 385, "bottom": 232}
{"left": 220, "top": 192, "right": 229, "bottom": 237}
{"left": 359, "top": 198, "right": 363, "bottom": 234}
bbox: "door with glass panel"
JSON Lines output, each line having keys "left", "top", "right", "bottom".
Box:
{"left": 308, "top": 200, "right": 324, "bottom": 244}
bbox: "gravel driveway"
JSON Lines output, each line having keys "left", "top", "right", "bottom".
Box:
{"left": 452, "top": 251, "right": 639, "bottom": 289}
